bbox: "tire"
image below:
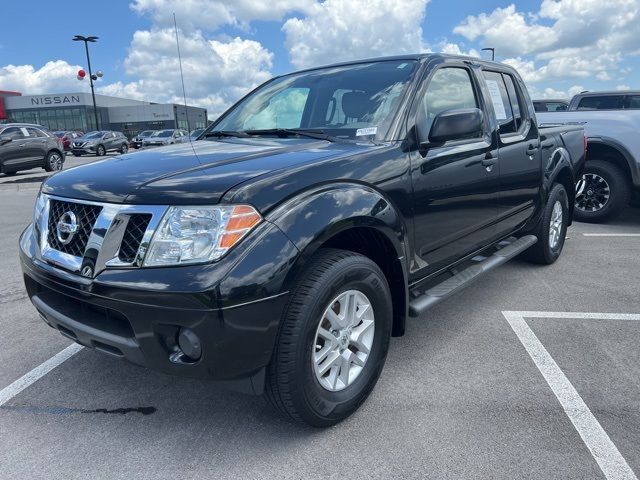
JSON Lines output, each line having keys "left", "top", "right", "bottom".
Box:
{"left": 120, "top": 143, "right": 129, "bottom": 154}
{"left": 43, "top": 151, "right": 64, "bottom": 172}
{"left": 3, "top": 171, "right": 17, "bottom": 176}
{"left": 574, "top": 160, "right": 630, "bottom": 223}
{"left": 524, "top": 183, "right": 569, "bottom": 265}
{"left": 265, "top": 248, "right": 392, "bottom": 427}
{"left": 96, "top": 145, "right": 106, "bottom": 156}
{"left": 73, "top": 153, "right": 82, "bottom": 157}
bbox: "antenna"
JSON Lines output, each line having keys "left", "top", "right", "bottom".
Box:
{"left": 173, "top": 13, "right": 199, "bottom": 161}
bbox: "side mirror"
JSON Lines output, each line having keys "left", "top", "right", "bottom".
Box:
{"left": 0, "top": 135, "right": 12, "bottom": 145}
{"left": 427, "top": 108, "right": 483, "bottom": 145}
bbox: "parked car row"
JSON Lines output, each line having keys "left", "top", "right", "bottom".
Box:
{"left": 534, "top": 89, "right": 640, "bottom": 223}
{"left": 129, "top": 129, "right": 190, "bottom": 149}
{"left": 72, "top": 131, "right": 129, "bottom": 157}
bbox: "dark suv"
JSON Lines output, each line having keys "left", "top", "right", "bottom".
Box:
{"left": 72, "top": 131, "right": 129, "bottom": 157}
{"left": 0, "top": 123, "right": 65, "bottom": 176}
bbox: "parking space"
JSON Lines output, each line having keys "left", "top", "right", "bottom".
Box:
{"left": 1, "top": 190, "right": 639, "bottom": 479}
{"left": 0, "top": 154, "right": 114, "bottom": 190}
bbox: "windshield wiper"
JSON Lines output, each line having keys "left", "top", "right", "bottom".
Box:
{"left": 243, "top": 128, "right": 339, "bottom": 142}
{"left": 204, "top": 130, "right": 253, "bottom": 138}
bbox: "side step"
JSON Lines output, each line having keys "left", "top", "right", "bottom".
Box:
{"left": 408, "top": 235, "right": 537, "bottom": 317}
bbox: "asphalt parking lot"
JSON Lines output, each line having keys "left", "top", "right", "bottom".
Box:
{"left": 1, "top": 178, "right": 639, "bottom": 479}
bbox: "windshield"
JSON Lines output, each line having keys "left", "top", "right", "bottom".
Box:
{"left": 152, "top": 130, "right": 173, "bottom": 138}
{"left": 54, "top": 132, "right": 65, "bottom": 138}
{"left": 139, "top": 130, "right": 154, "bottom": 137}
{"left": 210, "top": 60, "right": 418, "bottom": 140}
{"left": 84, "top": 131, "right": 103, "bottom": 139}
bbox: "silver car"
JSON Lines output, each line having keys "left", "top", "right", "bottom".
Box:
{"left": 142, "top": 129, "right": 188, "bottom": 147}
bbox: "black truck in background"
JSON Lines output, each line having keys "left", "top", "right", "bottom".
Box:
{"left": 20, "top": 54, "right": 585, "bottom": 426}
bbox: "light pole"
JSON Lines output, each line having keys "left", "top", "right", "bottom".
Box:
{"left": 73, "top": 35, "right": 100, "bottom": 131}
{"left": 482, "top": 47, "right": 495, "bottom": 61}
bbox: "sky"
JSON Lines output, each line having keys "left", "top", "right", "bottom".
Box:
{"left": 1, "top": 0, "right": 638, "bottom": 119}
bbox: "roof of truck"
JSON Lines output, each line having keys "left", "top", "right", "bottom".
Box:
{"left": 282, "top": 53, "right": 508, "bottom": 76}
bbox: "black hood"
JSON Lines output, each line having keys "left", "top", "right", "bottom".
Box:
{"left": 42, "top": 138, "right": 374, "bottom": 205}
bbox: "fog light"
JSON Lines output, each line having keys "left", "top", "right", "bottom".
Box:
{"left": 177, "top": 328, "right": 202, "bottom": 361}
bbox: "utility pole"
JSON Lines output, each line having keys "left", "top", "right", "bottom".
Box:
{"left": 73, "top": 35, "right": 101, "bottom": 130}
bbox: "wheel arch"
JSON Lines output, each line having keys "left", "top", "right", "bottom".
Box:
{"left": 270, "top": 184, "right": 410, "bottom": 337}
{"left": 587, "top": 138, "right": 637, "bottom": 187}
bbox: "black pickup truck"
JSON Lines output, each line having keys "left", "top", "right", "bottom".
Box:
{"left": 19, "top": 54, "right": 585, "bottom": 427}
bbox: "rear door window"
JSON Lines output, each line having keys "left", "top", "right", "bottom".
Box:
{"left": 576, "top": 95, "right": 625, "bottom": 110}
{"left": 625, "top": 95, "right": 640, "bottom": 109}
{"left": 482, "top": 71, "right": 516, "bottom": 134}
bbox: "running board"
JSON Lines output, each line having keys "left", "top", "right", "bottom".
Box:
{"left": 408, "top": 235, "right": 538, "bottom": 317}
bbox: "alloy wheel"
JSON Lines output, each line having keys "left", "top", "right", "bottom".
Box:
{"left": 576, "top": 173, "right": 610, "bottom": 212}
{"left": 49, "top": 153, "right": 62, "bottom": 171}
{"left": 312, "top": 289, "right": 375, "bottom": 392}
{"left": 548, "top": 200, "right": 563, "bottom": 249}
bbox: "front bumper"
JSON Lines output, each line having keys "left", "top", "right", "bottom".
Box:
{"left": 71, "top": 145, "right": 96, "bottom": 155}
{"left": 19, "top": 221, "right": 298, "bottom": 393}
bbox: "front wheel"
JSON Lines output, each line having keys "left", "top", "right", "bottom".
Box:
{"left": 96, "top": 145, "right": 106, "bottom": 156}
{"left": 265, "top": 249, "right": 392, "bottom": 427}
{"left": 120, "top": 143, "right": 129, "bottom": 154}
{"left": 523, "top": 183, "right": 568, "bottom": 265}
{"left": 43, "top": 151, "right": 63, "bottom": 172}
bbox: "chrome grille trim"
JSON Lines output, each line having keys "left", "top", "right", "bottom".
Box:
{"left": 37, "top": 194, "right": 167, "bottom": 277}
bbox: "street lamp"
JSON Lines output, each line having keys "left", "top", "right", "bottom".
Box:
{"left": 482, "top": 47, "right": 495, "bottom": 61}
{"left": 73, "top": 35, "right": 101, "bottom": 131}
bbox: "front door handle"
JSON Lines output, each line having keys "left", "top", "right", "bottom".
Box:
{"left": 526, "top": 145, "right": 539, "bottom": 156}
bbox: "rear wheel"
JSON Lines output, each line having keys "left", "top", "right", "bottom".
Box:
{"left": 266, "top": 249, "right": 392, "bottom": 427}
{"left": 523, "top": 183, "right": 568, "bottom": 265}
{"left": 574, "top": 160, "right": 630, "bottom": 223}
{"left": 96, "top": 145, "right": 106, "bottom": 156}
{"left": 44, "top": 151, "right": 63, "bottom": 172}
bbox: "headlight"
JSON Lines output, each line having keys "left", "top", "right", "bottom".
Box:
{"left": 33, "top": 193, "right": 46, "bottom": 226}
{"left": 144, "top": 205, "right": 262, "bottom": 266}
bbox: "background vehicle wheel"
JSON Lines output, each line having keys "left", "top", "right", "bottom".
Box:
{"left": 266, "top": 248, "right": 392, "bottom": 427}
{"left": 523, "top": 183, "right": 568, "bottom": 265}
{"left": 43, "top": 151, "right": 63, "bottom": 172}
{"left": 574, "top": 160, "right": 630, "bottom": 223}
{"left": 96, "top": 145, "right": 106, "bottom": 156}
{"left": 73, "top": 153, "right": 82, "bottom": 157}
{"left": 120, "top": 143, "right": 128, "bottom": 154}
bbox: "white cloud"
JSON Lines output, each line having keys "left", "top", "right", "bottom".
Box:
{"left": 283, "top": 0, "right": 429, "bottom": 69}
{"left": 454, "top": 5, "right": 557, "bottom": 57}
{"left": 130, "top": 0, "right": 315, "bottom": 31}
{"left": 0, "top": 60, "right": 89, "bottom": 94}
{"left": 616, "top": 84, "right": 631, "bottom": 91}
{"left": 99, "top": 29, "right": 273, "bottom": 119}
{"left": 527, "top": 84, "right": 584, "bottom": 100}
{"left": 453, "top": 0, "right": 640, "bottom": 87}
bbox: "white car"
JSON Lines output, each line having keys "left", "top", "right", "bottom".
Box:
{"left": 142, "top": 129, "right": 188, "bottom": 147}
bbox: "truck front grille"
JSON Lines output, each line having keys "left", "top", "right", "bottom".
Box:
{"left": 37, "top": 195, "right": 167, "bottom": 277}
{"left": 47, "top": 199, "right": 102, "bottom": 257}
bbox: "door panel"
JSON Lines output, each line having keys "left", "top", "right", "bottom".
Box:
{"left": 410, "top": 66, "right": 499, "bottom": 276}
{"left": 481, "top": 70, "right": 541, "bottom": 236}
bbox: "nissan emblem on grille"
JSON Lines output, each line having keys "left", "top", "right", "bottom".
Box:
{"left": 56, "top": 211, "right": 79, "bottom": 245}
{"left": 81, "top": 265, "right": 94, "bottom": 277}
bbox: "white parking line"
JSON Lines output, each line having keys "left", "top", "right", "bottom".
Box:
{"left": 582, "top": 233, "right": 640, "bottom": 237}
{"left": 503, "top": 311, "right": 638, "bottom": 480}
{"left": 0, "top": 344, "right": 83, "bottom": 407}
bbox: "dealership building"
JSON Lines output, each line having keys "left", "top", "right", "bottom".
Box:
{"left": 0, "top": 91, "right": 208, "bottom": 137}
